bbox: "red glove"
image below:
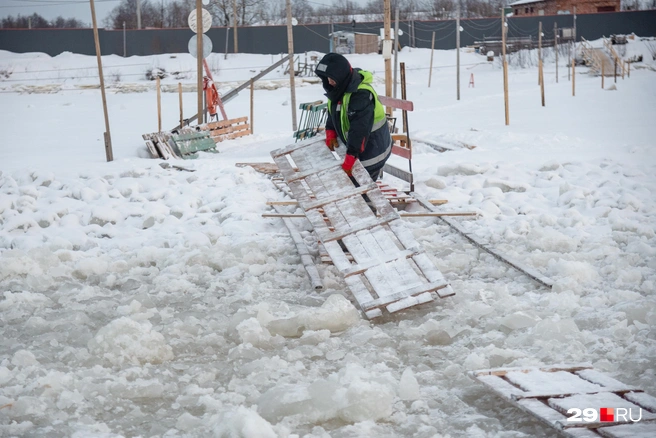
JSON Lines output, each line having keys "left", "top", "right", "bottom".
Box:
{"left": 325, "top": 129, "right": 339, "bottom": 151}
{"left": 342, "top": 154, "right": 356, "bottom": 176}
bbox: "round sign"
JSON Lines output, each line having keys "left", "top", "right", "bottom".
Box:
{"left": 188, "top": 34, "right": 213, "bottom": 59}
{"left": 188, "top": 8, "right": 212, "bottom": 34}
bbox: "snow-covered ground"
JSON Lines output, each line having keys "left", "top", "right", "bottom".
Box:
{"left": 0, "top": 36, "right": 655, "bottom": 437}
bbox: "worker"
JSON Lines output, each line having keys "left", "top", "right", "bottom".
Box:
{"left": 314, "top": 53, "right": 392, "bottom": 181}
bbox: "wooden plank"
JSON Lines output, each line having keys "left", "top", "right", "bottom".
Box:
{"left": 272, "top": 205, "right": 323, "bottom": 290}
{"left": 412, "top": 192, "right": 554, "bottom": 289}
{"left": 360, "top": 280, "right": 449, "bottom": 311}
{"left": 210, "top": 129, "right": 251, "bottom": 142}
{"left": 271, "top": 138, "right": 325, "bottom": 158}
{"left": 378, "top": 95, "right": 414, "bottom": 112}
{"left": 383, "top": 163, "right": 413, "bottom": 185}
{"left": 391, "top": 144, "right": 412, "bottom": 160}
{"left": 145, "top": 140, "right": 161, "bottom": 158}
{"left": 202, "top": 116, "right": 248, "bottom": 130}
{"left": 206, "top": 123, "right": 250, "bottom": 137}
{"left": 304, "top": 183, "right": 378, "bottom": 210}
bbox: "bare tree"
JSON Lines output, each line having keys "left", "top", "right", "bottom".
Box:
{"left": 104, "top": 0, "right": 161, "bottom": 29}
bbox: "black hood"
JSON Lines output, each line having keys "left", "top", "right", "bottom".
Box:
{"left": 315, "top": 53, "right": 353, "bottom": 101}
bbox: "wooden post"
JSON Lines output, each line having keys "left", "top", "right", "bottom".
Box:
{"left": 384, "top": 0, "right": 392, "bottom": 115}
{"left": 250, "top": 78, "right": 254, "bottom": 134}
{"left": 614, "top": 58, "right": 617, "bottom": 83}
{"left": 233, "top": 0, "right": 238, "bottom": 53}
{"left": 601, "top": 61, "right": 605, "bottom": 89}
{"left": 538, "top": 22, "right": 542, "bottom": 86}
{"left": 501, "top": 8, "right": 509, "bottom": 125}
{"left": 196, "top": 0, "right": 203, "bottom": 125}
{"left": 621, "top": 60, "right": 625, "bottom": 79}
{"left": 627, "top": 61, "right": 630, "bottom": 78}
{"left": 428, "top": 31, "right": 435, "bottom": 88}
{"left": 554, "top": 22, "right": 558, "bottom": 83}
{"left": 286, "top": 0, "right": 297, "bottom": 131}
{"left": 539, "top": 22, "right": 544, "bottom": 106}
{"left": 456, "top": 3, "right": 460, "bottom": 101}
{"left": 89, "top": 0, "right": 113, "bottom": 162}
{"left": 572, "top": 6, "right": 576, "bottom": 97}
{"left": 157, "top": 77, "right": 162, "bottom": 131}
{"left": 178, "top": 82, "right": 183, "bottom": 128}
{"left": 393, "top": 8, "right": 399, "bottom": 99}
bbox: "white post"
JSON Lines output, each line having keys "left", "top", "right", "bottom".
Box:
{"left": 393, "top": 8, "right": 399, "bottom": 98}
{"left": 456, "top": 2, "right": 460, "bottom": 101}
{"left": 286, "top": 0, "right": 297, "bottom": 131}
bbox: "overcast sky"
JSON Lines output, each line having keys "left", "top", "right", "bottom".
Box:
{"left": 0, "top": 0, "right": 372, "bottom": 25}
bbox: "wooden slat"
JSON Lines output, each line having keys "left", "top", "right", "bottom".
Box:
{"left": 202, "top": 116, "right": 248, "bottom": 130}
{"left": 210, "top": 129, "right": 251, "bottom": 142}
{"left": 360, "top": 280, "right": 449, "bottom": 311}
{"left": 378, "top": 95, "right": 414, "bottom": 111}
{"left": 206, "top": 123, "right": 250, "bottom": 137}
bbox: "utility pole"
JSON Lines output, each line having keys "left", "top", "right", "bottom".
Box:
{"left": 501, "top": 8, "right": 509, "bottom": 125}
{"left": 456, "top": 2, "right": 461, "bottom": 101}
{"left": 393, "top": 8, "right": 399, "bottom": 98}
{"left": 539, "top": 21, "right": 545, "bottom": 106}
{"left": 90, "top": 0, "right": 113, "bottom": 162}
{"left": 286, "top": 0, "right": 297, "bottom": 131}
{"left": 572, "top": 6, "right": 576, "bottom": 97}
{"left": 554, "top": 22, "right": 558, "bottom": 83}
{"left": 137, "top": 0, "right": 141, "bottom": 29}
{"left": 123, "top": 22, "right": 126, "bottom": 57}
{"left": 196, "top": 0, "right": 203, "bottom": 124}
{"left": 384, "top": 0, "right": 392, "bottom": 113}
{"left": 233, "top": 0, "right": 238, "bottom": 53}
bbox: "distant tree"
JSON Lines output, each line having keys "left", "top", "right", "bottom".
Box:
{"left": 104, "top": 0, "right": 161, "bottom": 29}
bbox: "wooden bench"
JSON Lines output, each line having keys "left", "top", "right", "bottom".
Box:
{"left": 198, "top": 116, "right": 251, "bottom": 143}
{"left": 378, "top": 95, "right": 415, "bottom": 192}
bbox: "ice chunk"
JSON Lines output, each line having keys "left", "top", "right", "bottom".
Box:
{"left": 500, "top": 312, "right": 540, "bottom": 331}
{"left": 266, "top": 294, "right": 361, "bottom": 337}
{"left": 257, "top": 363, "right": 395, "bottom": 424}
{"left": 87, "top": 317, "right": 173, "bottom": 366}
{"left": 11, "top": 350, "right": 39, "bottom": 367}
{"left": 399, "top": 368, "right": 421, "bottom": 401}
{"left": 533, "top": 318, "right": 580, "bottom": 342}
{"left": 235, "top": 318, "right": 274, "bottom": 348}
{"left": 213, "top": 406, "right": 277, "bottom": 438}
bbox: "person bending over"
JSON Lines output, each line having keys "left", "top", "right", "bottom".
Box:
{"left": 314, "top": 53, "right": 392, "bottom": 181}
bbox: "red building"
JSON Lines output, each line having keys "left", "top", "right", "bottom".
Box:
{"left": 509, "top": 0, "right": 621, "bottom": 16}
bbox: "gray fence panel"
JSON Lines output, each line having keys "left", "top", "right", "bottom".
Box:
{"left": 0, "top": 11, "right": 654, "bottom": 57}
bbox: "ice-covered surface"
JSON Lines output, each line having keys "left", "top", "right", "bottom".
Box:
{"left": 1, "top": 36, "right": 656, "bottom": 437}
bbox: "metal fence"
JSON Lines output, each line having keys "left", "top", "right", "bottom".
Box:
{"left": 0, "top": 10, "right": 654, "bottom": 57}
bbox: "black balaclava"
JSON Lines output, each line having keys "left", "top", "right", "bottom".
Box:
{"left": 314, "top": 53, "right": 353, "bottom": 101}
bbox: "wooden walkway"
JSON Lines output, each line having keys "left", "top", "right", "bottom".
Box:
{"left": 472, "top": 365, "right": 656, "bottom": 437}
{"left": 271, "top": 139, "right": 454, "bottom": 319}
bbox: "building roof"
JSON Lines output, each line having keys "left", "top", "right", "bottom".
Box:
{"left": 509, "top": 0, "right": 544, "bottom": 6}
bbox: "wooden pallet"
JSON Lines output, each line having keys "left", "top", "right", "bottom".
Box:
{"left": 199, "top": 116, "right": 251, "bottom": 143}
{"left": 270, "top": 138, "right": 454, "bottom": 319}
{"left": 472, "top": 365, "right": 656, "bottom": 437}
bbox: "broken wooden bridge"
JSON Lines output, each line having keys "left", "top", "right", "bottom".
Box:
{"left": 269, "top": 138, "right": 455, "bottom": 319}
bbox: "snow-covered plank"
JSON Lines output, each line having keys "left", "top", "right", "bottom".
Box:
{"left": 597, "top": 422, "right": 656, "bottom": 438}
{"left": 303, "top": 183, "right": 378, "bottom": 211}
{"left": 270, "top": 137, "right": 324, "bottom": 158}
{"left": 576, "top": 369, "right": 640, "bottom": 392}
{"left": 473, "top": 366, "right": 656, "bottom": 438}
